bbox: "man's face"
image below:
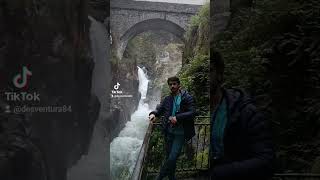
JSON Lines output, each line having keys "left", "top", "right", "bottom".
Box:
{"left": 168, "top": 81, "right": 180, "bottom": 94}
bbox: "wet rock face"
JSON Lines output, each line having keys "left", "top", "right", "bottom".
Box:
{"left": 121, "top": 30, "right": 183, "bottom": 98}
{"left": 110, "top": 62, "right": 140, "bottom": 140}
{"left": 0, "top": 0, "right": 103, "bottom": 180}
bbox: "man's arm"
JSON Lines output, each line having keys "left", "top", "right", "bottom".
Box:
{"left": 211, "top": 108, "right": 274, "bottom": 179}
{"left": 175, "top": 95, "right": 196, "bottom": 122}
{"left": 149, "top": 97, "right": 166, "bottom": 117}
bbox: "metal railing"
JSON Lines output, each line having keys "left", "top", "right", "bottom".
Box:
{"left": 131, "top": 116, "right": 320, "bottom": 180}
{"left": 131, "top": 121, "right": 154, "bottom": 180}
{"left": 131, "top": 116, "right": 211, "bottom": 180}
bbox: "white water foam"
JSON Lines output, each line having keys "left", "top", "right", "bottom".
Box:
{"left": 110, "top": 67, "right": 151, "bottom": 179}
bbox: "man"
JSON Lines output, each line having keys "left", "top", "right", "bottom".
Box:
{"left": 209, "top": 50, "right": 275, "bottom": 180}
{"left": 149, "top": 76, "right": 195, "bottom": 180}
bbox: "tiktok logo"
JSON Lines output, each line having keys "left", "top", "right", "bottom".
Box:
{"left": 114, "top": 82, "right": 120, "bottom": 90}
{"left": 110, "top": 81, "right": 132, "bottom": 98}
{"left": 13, "top": 66, "right": 32, "bottom": 88}
{"left": 111, "top": 82, "right": 123, "bottom": 95}
{"left": 5, "top": 66, "right": 40, "bottom": 102}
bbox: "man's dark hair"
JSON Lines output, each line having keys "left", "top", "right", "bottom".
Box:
{"left": 210, "top": 50, "right": 225, "bottom": 85}
{"left": 210, "top": 50, "right": 224, "bottom": 77}
{"left": 167, "top": 76, "right": 180, "bottom": 85}
{"left": 210, "top": 50, "right": 225, "bottom": 113}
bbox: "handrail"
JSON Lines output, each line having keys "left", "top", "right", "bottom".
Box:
{"left": 130, "top": 117, "right": 211, "bottom": 180}
{"left": 131, "top": 122, "right": 154, "bottom": 180}
{"left": 131, "top": 116, "right": 320, "bottom": 180}
{"left": 140, "top": 116, "right": 211, "bottom": 179}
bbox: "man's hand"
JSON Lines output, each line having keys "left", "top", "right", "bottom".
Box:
{"left": 149, "top": 114, "right": 155, "bottom": 123}
{"left": 169, "top": 116, "right": 177, "bottom": 125}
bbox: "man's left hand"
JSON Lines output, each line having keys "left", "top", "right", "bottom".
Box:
{"left": 170, "top": 116, "right": 177, "bottom": 125}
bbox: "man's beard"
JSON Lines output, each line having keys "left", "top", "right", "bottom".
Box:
{"left": 171, "top": 88, "right": 178, "bottom": 93}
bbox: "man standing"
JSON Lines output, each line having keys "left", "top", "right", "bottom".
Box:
{"left": 149, "top": 76, "right": 196, "bottom": 180}
{"left": 209, "top": 51, "right": 275, "bottom": 180}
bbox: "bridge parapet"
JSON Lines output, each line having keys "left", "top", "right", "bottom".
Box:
{"left": 110, "top": 0, "right": 203, "bottom": 59}
{"left": 111, "top": 0, "right": 201, "bottom": 15}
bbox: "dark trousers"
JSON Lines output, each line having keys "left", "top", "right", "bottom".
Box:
{"left": 157, "top": 132, "right": 184, "bottom": 180}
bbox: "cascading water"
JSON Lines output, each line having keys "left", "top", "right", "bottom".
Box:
{"left": 67, "top": 16, "right": 110, "bottom": 180}
{"left": 110, "top": 66, "right": 151, "bottom": 179}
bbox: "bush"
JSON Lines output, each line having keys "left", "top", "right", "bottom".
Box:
{"left": 213, "top": 0, "right": 320, "bottom": 172}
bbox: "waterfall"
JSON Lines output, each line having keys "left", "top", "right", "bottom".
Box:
{"left": 110, "top": 66, "right": 151, "bottom": 180}
{"left": 67, "top": 16, "right": 110, "bottom": 180}
{"left": 89, "top": 15, "right": 111, "bottom": 119}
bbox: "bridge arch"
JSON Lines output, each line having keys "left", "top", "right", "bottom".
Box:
{"left": 117, "top": 19, "right": 185, "bottom": 59}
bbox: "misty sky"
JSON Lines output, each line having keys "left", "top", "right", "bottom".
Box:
{"left": 134, "top": 0, "right": 207, "bottom": 5}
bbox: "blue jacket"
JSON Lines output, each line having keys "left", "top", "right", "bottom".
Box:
{"left": 210, "top": 88, "right": 275, "bottom": 180}
{"left": 149, "top": 90, "right": 196, "bottom": 141}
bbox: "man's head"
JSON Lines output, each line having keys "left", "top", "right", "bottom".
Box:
{"left": 167, "top": 76, "right": 181, "bottom": 94}
{"left": 210, "top": 50, "right": 224, "bottom": 93}
{"left": 210, "top": 50, "right": 225, "bottom": 112}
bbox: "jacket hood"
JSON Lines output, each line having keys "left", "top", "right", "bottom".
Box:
{"left": 223, "top": 88, "right": 253, "bottom": 115}
{"left": 180, "top": 89, "right": 188, "bottom": 96}
{"left": 170, "top": 89, "right": 188, "bottom": 97}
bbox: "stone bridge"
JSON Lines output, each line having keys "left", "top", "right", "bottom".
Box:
{"left": 89, "top": 0, "right": 232, "bottom": 59}
{"left": 110, "top": 0, "right": 202, "bottom": 59}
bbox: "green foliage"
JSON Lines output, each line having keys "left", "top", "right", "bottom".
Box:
{"left": 179, "top": 4, "right": 210, "bottom": 115}
{"left": 179, "top": 54, "right": 209, "bottom": 115}
{"left": 184, "top": 3, "right": 210, "bottom": 62}
{"left": 157, "top": 4, "right": 210, "bottom": 116}
{"left": 195, "top": 149, "right": 209, "bottom": 169}
{"left": 147, "top": 127, "right": 166, "bottom": 171}
{"left": 189, "top": 2, "right": 209, "bottom": 33}
{"left": 213, "top": 0, "right": 320, "bottom": 172}
{"left": 158, "top": 4, "right": 210, "bottom": 115}
{"left": 146, "top": 125, "right": 210, "bottom": 176}
{"left": 160, "top": 84, "right": 171, "bottom": 98}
